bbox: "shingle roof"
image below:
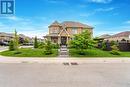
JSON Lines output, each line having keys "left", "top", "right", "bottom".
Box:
{"left": 61, "top": 21, "right": 93, "bottom": 28}
{"left": 49, "top": 21, "right": 62, "bottom": 27}
{"left": 98, "top": 34, "right": 111, "bottom": 39}
{"left": 49, "top": 21, "right": 93, "bottom": 29}
{"left": 0, "top": 32, "right": 31, "bottom": 39}
{"left": 0, "top": 32, "right": 13, "bottom": 37}
{"left": 111, "top": 31, "right": 130, "bottom": 38}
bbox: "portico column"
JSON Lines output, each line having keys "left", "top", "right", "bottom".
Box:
{"left": 67, "top": 36, "right": 68, "bottom": 44}
{"left": 58, "top": 36, "right": 61, "bottom": 44}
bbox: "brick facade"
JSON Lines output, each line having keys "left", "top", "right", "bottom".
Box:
{"left": 44, "top": 21, "right": 93, "bottom": 45}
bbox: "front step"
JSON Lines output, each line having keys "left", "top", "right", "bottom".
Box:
{"left": 59, "top": 45, "right": 69, "bottom": 57}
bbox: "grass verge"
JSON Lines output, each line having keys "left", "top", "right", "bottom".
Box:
{"left": 69, "top": 48, "right": 130, "bottom": 57}
{"left": 0, "top": 48, "right": 58, "bottom": 57}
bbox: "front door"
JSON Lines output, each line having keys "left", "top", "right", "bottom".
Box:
{"left": 61, "top": 37, "right": 67, "bottom": 45}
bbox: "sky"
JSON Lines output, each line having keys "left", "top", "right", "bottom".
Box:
{"left": 0, "top": 0, "right": 130, "bottom": 38}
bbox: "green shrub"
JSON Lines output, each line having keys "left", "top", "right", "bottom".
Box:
{"left": 101, "top": 41, "right": 107, "bottom": 50}
{"left": 110, "top": 43, "right": 120, "bottom": 55}
{"left": 14, "top": 30, "right": 19, "bottom": 50}
{"left": 69, "top": 30, "right": 94, "bottom": 50}
{"left": 38, "top": 42, "right": 45, "bottom": 49}
{"left": 110, "top": 50, "right": 120, "bottom": 55}
{"left": 34, "top": 36, "right": 38, "bottom": 48}
{"left": 52, "top": 43, "right": 59, "bottom": 49}
{"left": 9, "top": 40, "right": 15, "bottom": 51}
{"left": 111, "top": 45, "right": 119, "bottom": 51}
{"left": 44, "top": 40, "right": 53, "bottom": 55}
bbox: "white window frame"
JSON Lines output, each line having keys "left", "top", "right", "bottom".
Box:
{"left": 50, "top": 29, "right": 58, "bottom": 34}
{"left": 72, "top": 28, "right": 77, "bottom": 34}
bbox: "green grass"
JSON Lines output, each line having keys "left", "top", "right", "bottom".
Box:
{"left": 0, "top": 48, "right": 58, "bottom": 57}
{"left": 69, "top": 48, "right": 130, "bottom": 57}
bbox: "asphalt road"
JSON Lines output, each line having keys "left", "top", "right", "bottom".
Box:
{"left": 0, "top": 63, "right": 130, "bottom": 87}
{"left": 0, "top": 46, "right": 8, "bottom": 52}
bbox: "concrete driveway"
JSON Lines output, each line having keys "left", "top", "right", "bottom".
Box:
{"left": 0, "top": 63, "right": 130, "bottom": 87}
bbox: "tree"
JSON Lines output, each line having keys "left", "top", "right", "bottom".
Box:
{"left": 69, "top": 30, "right": 94, "bottom": 54}
{"left": 110, "top": 41, "right": 120, "bottom": 55}
{"left": 24, "top": 38, "right": 29, "bottom": 43}
{"left": 14, "top": 30, "right": 19, "bottom": 50}
{"left": 8, "top": 30, "right": 19, "bottom": 51}
{"left": 101, "top": 41, "right": 107, "bottom": 50}
{"left": 44, "top": 40, "right": 53, "bottom": 55}
{"left": 9, "top": 40, "right": 15, "bottom": 51}
{"left": 34, "top": 36, "right": 38, "bottom": 48}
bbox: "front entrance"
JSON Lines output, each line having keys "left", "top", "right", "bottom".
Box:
{"left": 61, "top": 37, "right": 67, "bottom": 45}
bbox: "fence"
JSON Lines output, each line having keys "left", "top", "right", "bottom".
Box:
{"left": 98, "top": 41, "right": 130, "bottom": 51}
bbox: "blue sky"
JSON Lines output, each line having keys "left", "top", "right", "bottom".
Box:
{"left": 0, "top": 0, "right": 130, "bottom": 38}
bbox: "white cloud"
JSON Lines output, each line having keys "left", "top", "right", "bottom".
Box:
{"left": 82, "top": 20, "right": 104, "bottom": 26}
{"left": 19, "top": 30, "right": 48, "bottom": 39}
{"left": 0, "top": 16, "right": 49, "bottom": 38}
{"left": 125, "top": 20, "right": 130, "bottom": 24}
{"left": 79, "top": 7, "right": 115, "bottom": 17}
{"left": 95, "top": 7, "right": 114, "bottom": 12}
{"left": 1, "top": 16, "right": 24, "bottom": 21}
{"left": 88, "top": 0, "right": 112, "bottom": 3}
{"left": 0, "top": 22, "right": 5, "bottom": 27}
{"left": 44, "top": 0, "right": 66, "bottom": 4}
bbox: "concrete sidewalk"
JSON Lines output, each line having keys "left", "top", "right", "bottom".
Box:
{"left": 0, "top": 55, "right": 130, "bottom": 63}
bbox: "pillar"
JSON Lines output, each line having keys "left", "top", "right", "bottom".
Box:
{"left": 67, "top": 37, "right": 68, "bottom": 44}
{"left": 58, "top": 36, "right": 61, "bottom": 44}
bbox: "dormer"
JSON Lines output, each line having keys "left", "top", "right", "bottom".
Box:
{"left": 49, "top": 21, "right": 62, "bottom": 34}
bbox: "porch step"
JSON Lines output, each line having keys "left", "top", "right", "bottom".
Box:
{"left": 59, "top": 45, "right": 69, "bottom": 58}
{"left": 61, "top": 45, "right": 67, "bottom": 48}
{"left": 60, "top": 48, "right": 67, "bottom": 51}
{"left": 60, "top": 52, "right": 68, "bottom": 55}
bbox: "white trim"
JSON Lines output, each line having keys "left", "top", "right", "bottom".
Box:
{"left": 58, "top": 28, "right": 70, "bottom": 36}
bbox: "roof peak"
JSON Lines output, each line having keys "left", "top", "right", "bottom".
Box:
{"left": 49, "top": 20, "right": 62, "bottom": 27}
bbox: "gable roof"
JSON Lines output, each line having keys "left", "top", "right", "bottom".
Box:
{"left": 98, "top": 34, "right": 111, "bottom": 39}
{"left": 61, "top": 21, "right": 93, "bottom": 28}
{"left": 58, "top": 29, "right": 70, "bottom": 36}
{"left": 111, "top": 31, "right": 130, "bottom": 38}
{"left": 49, "top": 21, "right": 62, "bottom": 27}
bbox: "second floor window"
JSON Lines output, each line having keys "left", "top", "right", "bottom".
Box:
{"left": 50, "top": 29, "right": 58, "bottom": 34}
{"left": 53, "top": 29, "right": 58, "bottom": 33}
{"left": 72, "top": 28, "right": 77, "bottom": 34}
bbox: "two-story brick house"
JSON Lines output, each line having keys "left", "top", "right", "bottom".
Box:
{"left": 44, "top": 21, "right": 93, "bottom": 45}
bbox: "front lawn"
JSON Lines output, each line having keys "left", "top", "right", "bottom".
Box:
{"left": 69, "top": 48, "right": 130, "bottom": 57}
{"left": 0, "top": 48, "right": 58, "bottom": 57}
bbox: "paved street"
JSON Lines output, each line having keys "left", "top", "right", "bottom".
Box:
{"left": 0, "top": 46, "right": 8, "bottom": 52}
{"left": 0, "top": 63, "right": 130, "bottom": 87}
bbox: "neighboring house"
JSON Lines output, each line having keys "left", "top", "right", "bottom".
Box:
{"left": 98, "top": 34, "right": 111, "bottom": 39}
{"left": 99, "top": 31, "right": 130, "bottom": 42}
{"left": 0, "top": 32, "right": 13, "bottom": 42}
{"left": 44, "top": 21, "right": 93, "bottom": 45}
{"left": 0, "top": 32, "right": 33, "bottom": 44}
